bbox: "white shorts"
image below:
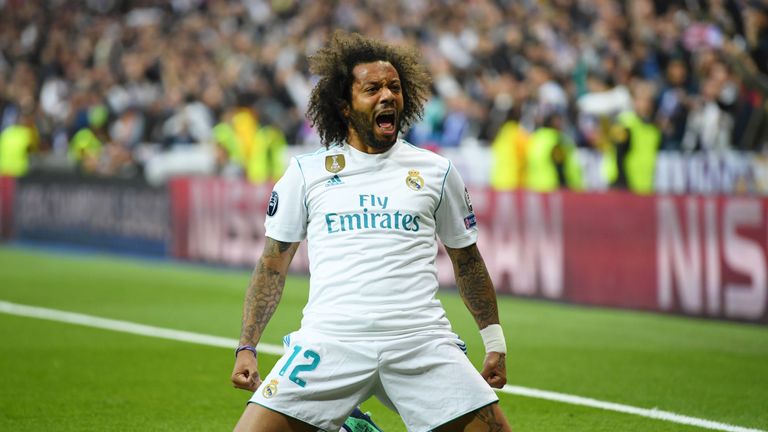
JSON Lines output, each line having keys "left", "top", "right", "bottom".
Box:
{"left": 249, "top": 329, "right": 499, "bottom": 432}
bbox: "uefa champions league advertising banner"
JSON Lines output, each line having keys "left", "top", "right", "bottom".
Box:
{"left": 445, "top": 190, "right": 768, "bottom": 324}
{"left": 168, "top": 177, "right": 313, "bottom": 273}
{"left": 170, "top": 177, "right": 768, "bottom": 324}
{"left": 10, "top": 174, "right": 764, "bottom": 324}
{"left": 12, "top": 173, "right": 170, "bottom": 255}
{"left": 0, "top": 176, "right": 14, "bottom": 240}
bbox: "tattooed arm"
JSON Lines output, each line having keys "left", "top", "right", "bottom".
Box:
{"left": 446, "top": 243, "right": 499, "bottom": 328}
{"left": 231, "top": 237, "right": 300, "bottom": 392}
{"left": 445, "top": 243, "right": 507, "bottom": 389}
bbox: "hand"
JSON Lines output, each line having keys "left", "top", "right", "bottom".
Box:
{"left": 231, "top": 351, "right": 261, "bottom": 392}
{"left": 481, "top": 352, "right": 507, "bottom": 389}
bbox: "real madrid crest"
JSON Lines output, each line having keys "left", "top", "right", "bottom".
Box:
{"left": 405, "top": 169, "right": 425, "bottom": 191}
{"left": 325, "top": 154, "right": 345, "bottom": 173}
{"left": 262, "top": 379, "right": 279, "bottom": 399}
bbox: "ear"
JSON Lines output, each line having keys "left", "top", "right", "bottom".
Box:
{"left": 340, "top": 101, "right": 350, "bottom": 119}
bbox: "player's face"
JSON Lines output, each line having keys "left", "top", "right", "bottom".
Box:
{"left": 346, "top": 61, "right": 404, "bottom": 152}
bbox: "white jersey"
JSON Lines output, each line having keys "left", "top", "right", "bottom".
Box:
{"left": 265, "top": 140, "right": 478, "bottom": 339}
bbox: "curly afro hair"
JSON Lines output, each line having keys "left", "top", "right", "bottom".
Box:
{"left": 306, "top": 30, "right": 431, "bottom": 148}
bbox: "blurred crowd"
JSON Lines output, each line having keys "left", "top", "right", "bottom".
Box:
{"left": 1, "top": 0, "right": 768, "bottom": 192}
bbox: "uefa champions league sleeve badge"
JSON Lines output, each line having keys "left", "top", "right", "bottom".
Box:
{"left": 267, "top": 191, "right": 279, "bottom": 216}
{"left": 464, "top": 187, "right": 473, "bottom": 212}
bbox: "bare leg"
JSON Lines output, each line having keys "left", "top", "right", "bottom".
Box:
{"left": 433, "top": 403, "right": 512, "bottom": 432}
{"left": 234, "top": 403, "right": 317, "bottom": 432}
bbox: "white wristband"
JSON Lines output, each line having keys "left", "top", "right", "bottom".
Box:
{"left": 479, "top": 324, "right": 507, "bottom": 354}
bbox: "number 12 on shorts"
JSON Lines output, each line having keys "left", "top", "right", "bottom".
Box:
{"left": 278, "top": 345, "right": 321, "bottom": 387}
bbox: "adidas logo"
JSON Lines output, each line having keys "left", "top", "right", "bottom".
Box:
{"left": 325, "top": 175, "right": 344, "bottom": 187}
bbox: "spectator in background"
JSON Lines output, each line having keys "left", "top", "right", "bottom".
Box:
{"left": 490, "top": 106, "right": 530, "bottom": 191}
{"left": 404, "top": 90, "right": 446, "bottom": 152}
{"left": 102, "top": 106, "right": 142, "bottom": 178}
{"left": 682, "top": 61, "right": 736, "bottom": 153}
{"left": 110, "top": 107, "right": 146, "bottom": 151}
{"left": 576, "top": 72, "right": 633, "bottom": 149}
{"left": 160, "top": 93, "right": 214, "bottom": 148}
{"left": 744, "top": 0, "right": 768, "bottom": 75}
{"left": 213, "top": 103, "right": 287, "bottom": 183}
{"left": 527, "top": 62, "right": 569, "bottom": 130}
{"left": 439, "top": 95, "right": 471, "bottom": 149}
{"left": 245, "top": 108, "right": 287, "bottom": 184}
{"left": 612, "top": 81, "right": 662, "bottom": 194}
{"left": 213, "top": 107, "right": 246, "bottom": 179}
{"left": 525, "top": 111, "right": 583, "bottom": 192}
{"left": 656, "top": 58, "right": 694, "bottom": 151}
{"left": 0, "top": 108, "right": 38, "bottom": 177}
{"left": 68, "top": 104, "right": 108, "bottom": 174}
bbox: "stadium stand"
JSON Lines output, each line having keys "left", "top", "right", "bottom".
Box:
{"left": 0, "top": 0, "right": 767, "bottom": 192}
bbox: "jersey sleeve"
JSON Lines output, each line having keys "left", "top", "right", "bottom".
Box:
{"left": 435, "top": 162, "right": 478, "bottom": 248}
{"left": 264, "top": 157, "right": 307, "bottom": 242}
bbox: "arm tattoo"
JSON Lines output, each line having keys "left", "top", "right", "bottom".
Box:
{"left": 475, "top": 405, "right": 504, "bottom": 432}
{"left": 239, "top": 238, "right": 299, "bottom": 345}
{"left": 496, "top": 353, "right": 507, "bottom": 374}
{"left": 446, "top": 244, "right": 500, "bottom": 329}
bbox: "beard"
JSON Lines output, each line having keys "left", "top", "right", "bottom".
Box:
{"left": 347, "top": 109, "right": 397, "bottom": 150}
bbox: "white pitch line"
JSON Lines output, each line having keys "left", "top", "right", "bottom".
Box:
{"left": 0, "top": 300, "right": 283, "bottom": 356}
{"left": 0, "top": 300, "right": 763, "bottom": 432}
{"left": 501, "top": 386, "right": 764, "bottom": 432}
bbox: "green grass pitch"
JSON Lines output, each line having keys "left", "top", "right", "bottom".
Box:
{"left": 0, "top": 245, "right": 766, "bottom": 431}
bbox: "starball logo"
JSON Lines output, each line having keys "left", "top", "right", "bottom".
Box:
{"left": 324, "top": 194, "right": 421, "bottom": 233}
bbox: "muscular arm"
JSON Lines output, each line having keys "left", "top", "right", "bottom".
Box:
{"left": 445, "top": 242, "right": 507, "bottom": 389}
{"left": 239, "top": 237, "right": 300, "bottom": 346}
{"left": 445, "top": 243, "right": 499, "bottom": 329}
{"left": 232, "top": 237, "right": 299, "bottom": 391}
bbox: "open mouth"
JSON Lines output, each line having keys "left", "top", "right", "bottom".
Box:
{"left": 375, "top": 112, "right": 397, "bottom": 136}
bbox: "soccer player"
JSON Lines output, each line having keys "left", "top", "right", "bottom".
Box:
{"left": 231, "top": 30, "right": 512, "bottom": 432}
